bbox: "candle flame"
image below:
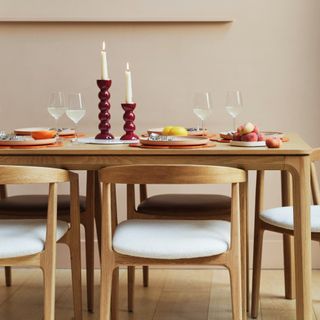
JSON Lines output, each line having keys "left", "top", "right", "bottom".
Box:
{"left": 102, "top": 41, "right": 106, "bottom": 51}
{"left": 126, "top": 62, "right": 130, "bottom": 70}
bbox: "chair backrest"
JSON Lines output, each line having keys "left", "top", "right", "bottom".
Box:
{"left": 0, "top": 165, "right": 69, "bottom": 184}
{"left": 311, "top": 149, "right": 320, "bottom": 205}
{"left": 99, "top": 164, "right": 246, "bottom": 185}
{"left": 99, "top": 164, "right": 246, "bottom": 252}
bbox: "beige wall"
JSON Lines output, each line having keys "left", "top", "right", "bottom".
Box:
{"left": 1, "top": 0, "right": 320, "bottom": 268}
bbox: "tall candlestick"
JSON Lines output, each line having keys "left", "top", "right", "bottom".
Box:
{"left": 125, "top": 62, "right": 133, "bottom": 103}
{"left": 101, "top": 41, "right": 109, "bottom": 80}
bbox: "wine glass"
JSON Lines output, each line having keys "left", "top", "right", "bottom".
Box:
{"left": 47, "top": 92, "right": 67, "bottom": 131}
{"left": 66, "top": 93, "right": 86, "bottom": 143}
{"left": 225, "top": 90, "right": 243, "bottom": 131}
{"left": 192, "top": 92, "right": 212, "bottom": 135}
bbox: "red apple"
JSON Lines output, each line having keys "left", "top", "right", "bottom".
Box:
{"left": 253, "top": 126, "right": 260, "bottom": 134}
{"left": 266, "top": 137, "right": 282, "bottom": 148}
{"left": 232, "top": 132, "right": 241, "bottom": 141}
{"left": 257, "top": 133, "right": 266, "bottom": 141}
{"left": 237, "top": 125, "right": 244, "bottom": 134}
{"left": 241, "top": 132, "right": 258, "bottom": 142}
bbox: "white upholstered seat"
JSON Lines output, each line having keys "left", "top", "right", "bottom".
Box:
{"left": 0, "top": 219, "right": 69, "bottom": 259}
{"left": 113, "top": 219, "right": 231, "bottom": 259}
{"left": 260, "top": 205, "right": 320, "bottom": 232}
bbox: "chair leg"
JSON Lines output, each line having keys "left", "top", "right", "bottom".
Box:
{"left": 100, "top": 263, "right": 115, "bottom": 320}
{"left": 251, "top": 223, "right": 264, "bottom": 319}
{"left": 83, "top": 219, "right": 95, "bottom": 312}
{"left": 283, "top": 234, "right": 295, "bottom": 299}
{"left": 5, "top": 266, "right": 12, "bottom": 287}
{"left": 111, "top": 268, "right": 119, "bottom": 320}
{"left": 228, "top": 265, "right": 242, "bottom": 320}
{"left": 69, "top": 241, "right": 83, "bottom": 320}
{"left": 128, "top": 266, "right": 135, "bottom": 312}
{"left": 42, "top": 263, "right": 56, "bottom": 320}
{"left": 142, "top": 266, "right": 149, "bottom": 287}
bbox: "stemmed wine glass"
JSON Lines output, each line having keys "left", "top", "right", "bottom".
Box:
{"left": 225, "top": 90, "right": 243, "bottom": 131}
{"left": 192, "top": 92, "right": 212, "bottom": 135}
{"left": 47, "top": 92, "right": 67, "bottom": 131}
{"left": 66, "top": 93, "right": 86, "bottom": 143}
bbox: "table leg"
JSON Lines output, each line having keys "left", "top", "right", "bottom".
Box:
{"left": 290, "top": 156, "right": 312, "bottom": 319}
{"left": 240, "top": 174, "right": 248, "bottom": 317}
{"left": 94, "top": 171, "right": 102, "bottom": 259}
{"left": 281, "top": 171, "right": 296, "bottom": 299}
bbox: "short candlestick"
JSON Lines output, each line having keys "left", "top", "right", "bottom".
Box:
{"left": 120, "top": 103, "right": 139, "bottom": 140}
{"left": 95, "top": 79, "right": 114, "bottom": 139}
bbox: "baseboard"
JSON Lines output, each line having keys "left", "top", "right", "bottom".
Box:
{"left": 55, "top": 239, "right": 320, "bottom": 269}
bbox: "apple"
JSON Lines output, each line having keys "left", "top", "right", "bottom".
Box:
{"left": 253, "top": 126, "right": 260, "bottom": 134}
{"left": 232, "top": 132, "right": 241, "bottom": 141}
{"left": 266, "top": 137, "right": 282, "bottom": 148}
{"left": 241, "top": 132, "right": 258, "bottom": 142}
{"left": 242, "top": 122, "right": 255, "bottom": 135}
{"left": 257, "top": 133, "right": 266, "bottom": 141}
{"left": 237, "top": 125, "right": 244, "bottom": 134}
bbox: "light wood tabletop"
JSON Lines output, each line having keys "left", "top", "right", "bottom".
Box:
{"left": 0, "top": 132, "right": 313, "bottom": 319}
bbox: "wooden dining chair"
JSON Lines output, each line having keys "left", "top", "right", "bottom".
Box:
{"left": 0, "top": 165, "right": 82, "bottom": 320}
{"left": 0, "top": 170, "right": 95, "bottom": 312}
{"left": 127, "top": 184, "right": 232, "bottom": 310}
{"left": 99, "top": 164, "right": 246, "bottom": 320}
{"left": 251, "top": 148, "right": 320, "bottom": 318}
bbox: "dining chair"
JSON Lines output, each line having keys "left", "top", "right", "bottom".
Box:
{"left": 99, "top": 164, "right": 246, "bottom": 320}
{"left": 251, "top": 148, "right": 320, "bottom": 318}
{"left": 0, "top": 165, "right": 82, "bottom": 320}
{"left": 0, "top": 170, "right": 95, "bottom": 312}
{"left": 127, "top": 184, "right": 232, "bottom": 311}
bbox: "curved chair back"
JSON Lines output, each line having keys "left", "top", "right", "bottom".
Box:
{"left": 0, "top": 165, "right": 69, "bottom": 184}
{"left": 99, "top": 164, "right": 246, "bottom": 185}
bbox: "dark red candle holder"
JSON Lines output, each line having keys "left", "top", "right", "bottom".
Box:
{"left": 95, "top": 79, "right": 114, "bottom": 140}
{"left": 120, "top": 103, "right": 139, "bottom": 140}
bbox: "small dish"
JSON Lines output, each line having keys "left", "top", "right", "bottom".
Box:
{"left": 230, "top": 140, "right": 266, "bottom": 147}
{"left": 31, "top": 130, "right": 57, "bottom": 140}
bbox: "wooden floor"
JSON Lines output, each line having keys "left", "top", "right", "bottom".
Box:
{"left": 1, "top": 268, "right": 320, "bottom": 319}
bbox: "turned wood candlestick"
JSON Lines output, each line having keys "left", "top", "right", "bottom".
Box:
{"left": 95, "top": 79, "right": 114, "bottom": 139}
{"left": 120, "top": 103, "right": 139, "bottom": 140}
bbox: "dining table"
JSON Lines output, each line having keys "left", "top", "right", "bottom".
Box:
{"left": 0, "top": 132, "right": 313, "bottom": 319}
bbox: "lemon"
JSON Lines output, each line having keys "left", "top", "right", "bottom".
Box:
{"left": 162, "top": 126, "right": 173, "bottom": 135}
{"left": 168, "top": 126, "right": 188, "bottom": 136}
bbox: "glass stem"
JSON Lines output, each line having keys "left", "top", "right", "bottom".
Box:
{"left": 202, "top": 120, "right": 205, "bottom": 136}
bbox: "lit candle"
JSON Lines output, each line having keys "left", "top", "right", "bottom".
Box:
{"left": 125, "top": 62, "right": 133, "bottom": 103}
{"left": 101, "top": 41, "right": 109, "bottom": 80}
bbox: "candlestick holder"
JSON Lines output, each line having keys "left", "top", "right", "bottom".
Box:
{"left": 120, "top": 103, "right": 139, "bottom": 140}
{"left": 95, "top": 79, "right": 114, "bottom": 139}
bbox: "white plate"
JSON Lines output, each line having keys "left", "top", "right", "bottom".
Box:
{"left": 0, "top": 137, "right": 56, "bottom": 146}
{"left": 230, "top": 140, "right": 266, "bottom": 147}
{"left": 14, "top": 127, "right": 50, "bottom": 135}
{"left": 140, "top": 136, "right": 209, "bottom": 146}
{"left": 77, "top": 137, "right": 140, "bottom": 145}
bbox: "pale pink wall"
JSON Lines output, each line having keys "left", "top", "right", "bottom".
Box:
{"left": 1, "top": 0, "right": 320, "bottom": 268}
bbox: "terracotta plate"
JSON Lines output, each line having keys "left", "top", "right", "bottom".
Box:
{"left": 0, "top": 137, "right": 57, "bottom": 146}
